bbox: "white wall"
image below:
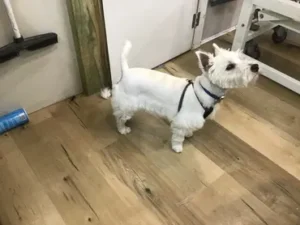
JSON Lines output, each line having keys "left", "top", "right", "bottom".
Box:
{"left": 0, "top": 0, "right": 82, "bottom": 114}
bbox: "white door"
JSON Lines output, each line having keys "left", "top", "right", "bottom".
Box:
{"left": 103, "top": 0, "right": 198, "bottom": 83}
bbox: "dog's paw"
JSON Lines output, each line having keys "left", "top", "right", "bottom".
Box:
{"left": 172, "top": 145, "right": 183, "bottom": 153}
{"left": 119, "top": 126, "right": 131, "bottom": 135}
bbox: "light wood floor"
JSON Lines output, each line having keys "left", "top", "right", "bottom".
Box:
{"left": 1, "top": 37, "right": 300, "bottom": 225}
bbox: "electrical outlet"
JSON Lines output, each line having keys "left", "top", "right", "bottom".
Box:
{"left": 210, "top": 0, "right": 235, "bottom": 7}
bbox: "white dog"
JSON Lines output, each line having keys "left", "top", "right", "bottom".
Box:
{"left": 101, "top": 41, "right": 259, "bottom": 153}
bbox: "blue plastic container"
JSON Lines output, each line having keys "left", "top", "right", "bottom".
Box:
{"left": 0, "top": 108, "right": 29, "bottom": 134}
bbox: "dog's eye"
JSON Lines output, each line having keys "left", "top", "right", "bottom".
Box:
{"left": 226, "top": 63, "right": 235, "bottom": 71}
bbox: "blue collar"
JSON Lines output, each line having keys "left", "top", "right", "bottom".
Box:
{"left": 200, "top": 83, "right": 225, "bottom": 101}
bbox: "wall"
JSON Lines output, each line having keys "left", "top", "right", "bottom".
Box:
{"left": 0, "top": 0, "right": 82, "bottom": 114}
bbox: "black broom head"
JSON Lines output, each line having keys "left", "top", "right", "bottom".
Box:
{"left": 0, "top": 32, "right": 58, "bottom": 64}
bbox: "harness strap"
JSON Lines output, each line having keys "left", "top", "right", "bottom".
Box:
{"left": 177, "top": 80, "right": 193, "bottom": 112}
{"left": 177, "top": 80, "right": 220, "bottom": 119}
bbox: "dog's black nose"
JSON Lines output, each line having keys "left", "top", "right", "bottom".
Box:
{"left": 250, "top": 64, "right": 259, "bottom": 73}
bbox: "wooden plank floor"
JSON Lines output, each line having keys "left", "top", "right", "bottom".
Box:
{"left": 1, "top": 38, "right": 300, "bottom": 225}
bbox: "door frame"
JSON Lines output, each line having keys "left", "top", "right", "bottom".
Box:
{"left": 67, "top": 0, "right": 111, "bottom": 95}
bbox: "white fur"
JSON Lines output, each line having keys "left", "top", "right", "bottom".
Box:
{"left": 100, "top": 88, "right": 112, "bottom": 99}
{"left": 103, "top": 41, "right": 259, "bottom": 153}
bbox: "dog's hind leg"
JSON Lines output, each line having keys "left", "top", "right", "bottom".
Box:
{"left": 113, "top": 107, "right": 134, "bottom": 135}
{"left": 111, "top": 92, "right": 135, "bottom": 135}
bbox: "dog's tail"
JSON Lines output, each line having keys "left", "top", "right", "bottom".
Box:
{"left": 121, "top": 40, "right": 132, "bottom": 72}
{"left": 100, "top": 87, "right": 112, "bottom": 99}
{"left": 100, "top": 40, "right": 132, "bottom": 99}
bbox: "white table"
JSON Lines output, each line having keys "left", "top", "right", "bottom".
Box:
{"left": 232, "top": 0, "right": 300, "bottom": 95}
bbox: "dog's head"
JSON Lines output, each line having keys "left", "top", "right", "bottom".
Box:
{"left": 195, "top": 44, "right": 259, "bottom": 89}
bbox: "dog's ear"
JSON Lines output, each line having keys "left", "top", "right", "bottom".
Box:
{"left": 195, "top": 50, "right": 213, "bottom": 73}
{"left": 212, "top": 43, "right": 222, "bottom": 56}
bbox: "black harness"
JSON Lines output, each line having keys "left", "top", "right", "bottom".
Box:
{"left": 177, "top": 80, "right": 224, "bottom": 119}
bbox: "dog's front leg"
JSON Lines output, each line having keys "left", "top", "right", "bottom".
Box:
{"left": 171, "top": 127, "right": 186, "bottom": 153}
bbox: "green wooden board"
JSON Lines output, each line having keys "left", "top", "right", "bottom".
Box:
{"left": 67, "top": 0, "right": 111, "bottom": 95}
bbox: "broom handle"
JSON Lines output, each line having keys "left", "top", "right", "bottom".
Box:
{"left": 3, "top": 0, "right": 22, "bottom": 39}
